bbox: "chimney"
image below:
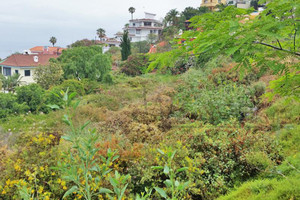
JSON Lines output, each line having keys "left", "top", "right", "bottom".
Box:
{"left": 43, "top": 46, "right": 48, "bottom": 54}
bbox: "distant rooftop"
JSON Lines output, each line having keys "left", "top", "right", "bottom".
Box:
{"left": 0, "top": 54, "right": 58, "bottom": 67}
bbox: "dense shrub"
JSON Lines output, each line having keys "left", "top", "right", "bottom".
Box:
{"left": 0, "top": 93, "right": 29, "bottom": 118}
{"left": 175, "top": 82, "right": 254, "bottom": 124}
{"left": 218, "top": 175, "right": 300, "bottom": 200}
{"left": 16, "top": 84, "right": 47, "bottom": 113}
{"left": 120, "top": 54, "right": 149, "bottom": 76}
{"left": 0, "top": 132, "right": 63, "bottom": 199}
{"left": 81, "top": 78, "right": 100, "bottom": 94}
{"left": 170, "top": 57, "right": 195, "bottom": 75}
{"left": 50, "top": 79, "right": 85, "bottom": 96}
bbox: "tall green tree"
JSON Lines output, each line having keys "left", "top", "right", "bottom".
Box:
{"left": 49, "top": 36, "right": 57, "bottom": 47}
{"left": 34, "top": 62, "right": 63, "bottom": 89}
{"left": 96, "top": 28, "right": 106, "bottom": 40}
{"left": 164, "top": 9, "right": 180, "bottom": 26}
{"left": 128, "top": 7, "right": 136, "bottom": 20}
{"left": 57, "top": 46, "right": 112, "bottom": 82}
{"left": 120, "top": 31, "right": 131, "bottom": 61}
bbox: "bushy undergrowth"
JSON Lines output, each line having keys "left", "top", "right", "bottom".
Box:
{"left": 0, "top": 65, "right": 299, "bottom": 199}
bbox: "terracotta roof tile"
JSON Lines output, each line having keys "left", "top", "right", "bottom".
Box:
{"left": 30, "top": 46, "right": 65, "bottom": 54}
{"left": 0, "top": 54, "right": 58, "bottom": 67}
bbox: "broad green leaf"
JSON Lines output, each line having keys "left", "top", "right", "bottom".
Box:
{"left": 164, "top": 179, "right": 172, "bottom": 187}
{"left": 47, "top": 104, "right": 60, "bottom": 109}
{"left": 154, "top": 187, "right": 167, "bottom": 199}
{"left": 62, "top": 186, "right": 78, "bottom": 199}
{"left": 99, "top": 188, "right": 113, "bottom": 194}
{"left": 151, "top": 166, "right": 164, "bottom": 170}
{"left": 163, "top": 165, "right": 170, "bottom": 174}
{"left": 176, "top": 167, "right": 188, "bottom": 173}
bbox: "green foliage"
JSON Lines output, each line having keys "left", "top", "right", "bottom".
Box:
{"left": 108, "top": 171, "right": 130, "bottom": 200}
{"left": 131, "top": 41, "right": 150, "bottom": 54}
{"left": 277, "top": 124, "right": 300, "bottom": 156}
{"left": 152, "top": 149, "right": 189, "bottom": 200}
{"left": 81, "top": 78, "right": 100, "bottom": 94}
{"left": 49, "top": 36, "right": 57, "bottom": 47}
{"left": 218, "top": 175, "right": 300, "bottom": 200}
{"left": 96, "top": 28, "right": 106, "bottom": 39}
{"left": 147, "top": 33, "right": 158, "bottom": 44}
{"left": 175, "top": 79, "right": 255, "bottom": 124}
{"left": 120, "top": 54, "right": 149, "bottom": 76}
{"left": 266, "top": 72, "right": 300, "bottom": 101}
{"left": 151, "top": 0, "right": 300, "bottom": 99}
{"left": 57, "top": 46, "right": 112, "bottom": 82}
{"left": 16, "top": 84, "right": 47, "bottom": 113}
{"left": 0, "top": 93, "right": 29, "bottom": 118}
{"left": 52, "top": 79, "right": 85, "bottom": 96}
{"left": 181, "top": 6, "right": 210, "bottom": 20}
{"left": 0, "top": 73, "right": 22, "bottom": 93}
{"left": 120, "top": 31, "right": 131, "bottom": 61}
{"left": 68, "top": 39, "right": 96, "bottom": 48}
{"left": 265, "top": 98, "right": 300, "bottom": 130}
{"left": 33, "top": 62, "right": 63, "bottom": 89}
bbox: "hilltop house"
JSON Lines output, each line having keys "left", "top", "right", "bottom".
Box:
{"left": 124, "top": 12, "right": 163, "bottom": 42}
{"left": 27, "top": 46, "right": 65, "bottom": 55}
{"left": 201, "top": 0, "right": 227, "bottom": 10}
{"left": 0, "top": 54, "right": 58, "bottom": 85}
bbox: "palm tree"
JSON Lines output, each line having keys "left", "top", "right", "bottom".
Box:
{"left": 49, "top": 36, "right": 57, "bottom": 47}
{"left": 128, "top": 7, "right": 136, "bottom": 20}
{"left": 0, "top": 73, "right": 21, "bottom": 93}
{"left": 164, "top": 9, "right": 180, "bottom": 26}
{"left": 96, "top": 28, "right": 106, "bottom": 41}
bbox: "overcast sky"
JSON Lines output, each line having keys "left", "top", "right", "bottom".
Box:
{"left": 0, "top": 0, "right": 200, "bottom": 59}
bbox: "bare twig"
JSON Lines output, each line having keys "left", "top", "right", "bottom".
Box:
{"left": 254, "top": 41, "right": 300, "bottom": 56}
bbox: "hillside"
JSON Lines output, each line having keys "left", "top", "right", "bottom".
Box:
{"left": 0, "top": 1, "right": 299, "bottom": 199}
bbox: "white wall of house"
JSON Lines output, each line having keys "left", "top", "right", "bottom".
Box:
{"left": 126, "top": 13, "right": 162, "bottom": 43}
{"left": 1, "top": 66, "right": 36, "bottom": 85}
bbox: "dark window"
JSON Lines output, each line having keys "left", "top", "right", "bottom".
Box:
{"left": 136, "top": 29, "right": 141, "bottom": 34}
{"left": 133, "top": 23, "right": 135, "bottom": 26}
{"left": 25, "top": 70, "right": 31, "bottom": 76}
{"left": 3, "top": 67, "right": 11, "bottom": 76}
{"left": 144, "top": 22, "right": 151, "bottom": 26}
{"left": 15, "top": 70, "right": 19, "bottom": 74}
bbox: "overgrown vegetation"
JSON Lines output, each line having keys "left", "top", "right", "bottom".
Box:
{"left": 0, "top": 0, "right": 299, "bottom": 199}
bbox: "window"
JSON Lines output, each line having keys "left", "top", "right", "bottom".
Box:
{"left": 3, "top": 67, "right": 11, "bottom": 76}
{"left": 144, "top": 22, "right": 151, "bottom": 26}
{"left": 150, "top": 30, "right": 153, "bottom": 34}
{"left": 133, "top": 23, "right": 135, "bottom": 26}
{"left": 218, "top": 0, "right": 221, "bottom": 3}
{"left": 25, "top": 70, "right": 31, "bottom": 76}
{"left": 136, "top": 29, "right": 141, "bottom": 34}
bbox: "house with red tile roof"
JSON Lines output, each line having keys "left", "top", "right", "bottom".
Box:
{"left": 29, "top": 46, "right": 65, "bottom": 55}
{"left": 0, "top": 54, "right": 58, "bottom": 85}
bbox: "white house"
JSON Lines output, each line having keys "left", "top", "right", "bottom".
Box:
{"left": 0, "top": 54, "right": 58, "bottom": 85}
{"left": 124, "top": 12, "right": 163, "bottom": 43}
